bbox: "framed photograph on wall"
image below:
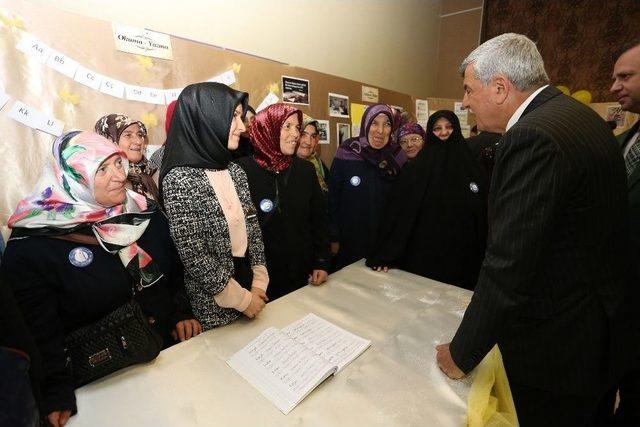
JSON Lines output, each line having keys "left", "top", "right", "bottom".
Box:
{"left": 337, "top": 123, "right": 350, "bottom": 145}
{"left": 281, "top": 76, "right": 310, "bottom": 105}
{"left": 317, "top": 120, "right": 330, "bottom": 144}
{"left": 328, "top": 93, "right": 350, "bottom": 118}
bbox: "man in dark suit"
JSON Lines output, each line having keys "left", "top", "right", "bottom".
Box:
{"left": 609, "top": 41, "right": 640, "bottom": 423}
{"left": 435, "top": 33, "right": 636, "bottom": 426}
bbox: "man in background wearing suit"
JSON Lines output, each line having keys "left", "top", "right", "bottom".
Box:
{"left": 435, "top": 33, "right": 636, "bottom": 426}
{"left": 610, "top": 40, "right": 640, "bottom": 424}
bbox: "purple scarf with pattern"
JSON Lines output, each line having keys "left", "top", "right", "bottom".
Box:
{"left": 334, "top": 104, "right": 407, "bottom": 177}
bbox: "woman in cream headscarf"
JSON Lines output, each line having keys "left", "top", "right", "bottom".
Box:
{"left": 295, "top": 115, "right": 329, "bottom": 194}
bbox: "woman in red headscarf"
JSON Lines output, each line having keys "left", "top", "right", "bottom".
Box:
{"left": 149, "top": 100, "right": 178, "bottom": 182}
{"left": 235, "top": 104, "right": 330, "bottom": 300}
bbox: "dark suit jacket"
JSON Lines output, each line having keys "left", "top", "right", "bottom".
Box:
{"left": 466, "top": 131, "right": 502, "bottom": 160}
{"left": 450, "top": 86, "right": 636, "bottom": 396}
{"left": 618, "top": 121, "right": 640, "bottom": 280}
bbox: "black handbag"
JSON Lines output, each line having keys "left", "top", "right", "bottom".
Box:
{"left": 64, "top": 299, "right": 163, "bottom": 386}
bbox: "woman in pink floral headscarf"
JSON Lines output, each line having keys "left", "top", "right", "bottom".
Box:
{"left": 2, "top": 131, "right": 199, "bottom": 426}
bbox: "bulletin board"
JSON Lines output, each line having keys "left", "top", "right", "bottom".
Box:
{"left": 0, "top": 0, "right": 470, "bottom": 232}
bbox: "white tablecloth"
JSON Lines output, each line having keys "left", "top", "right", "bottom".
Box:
{"left": 70, "top": 261, "right": 474, "bottom": 427}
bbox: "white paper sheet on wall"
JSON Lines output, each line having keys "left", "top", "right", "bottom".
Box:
{"left": 36, "top": 115, "right": 64, "bottom": 137}
{"left": 416, "top": 99, "right": 429, "bottom": 130}
{"left": 125, "top": 85, "right": 150, "bottom": 103}
{"left": 8, "top": 100, "right": 65, "bottom": 137}
{"left": 74, "top": 65, "right": 103, "bottom": 90}
{"left": 208, "top": 69, "right": 236, "bottom": 86}
{"left": 456, "top": 110, "right": 468, "bottom": 126}
{"left": 99, "top": 78, "right": 126, "bottom": 99}
{"left": 147, "top": 88, "right": 166, "bottom": 105}
{"left": 8, "top": 100, "right": 42, "bottom": 129}
{"left": 256, "top": 92, "right": 279, "bottom": 112}
{"left": 16, "top": 34, "right": 52, "bottom": 64}
{"left": 164, "top": 88, "right": 183, "bottom": 103}
{"left": 46, "top": 49, "right": 79, "bottom": 79}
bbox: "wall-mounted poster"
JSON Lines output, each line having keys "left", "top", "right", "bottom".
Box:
{"left": 329, "top": 93, "right": 350, "bottom": 118}
{"left": 317, "top": 120, "right": 330, "bottom": 144}
{"left": 282, "top": 76, "right": 310, "bottom": 105}
{"left": 337, "top": 123, "right": 350, "bottom": 145}
{"left": 361, "top": 85, "right": 379, "bottom": 103}
{"left": 606, "top": 105, "right": 627, "bottom": 129}
{"left": 351, "top": 102, "right": 368, "bottom": 137}
{"left": 416, "top": 99, "right": 429, "bottom": 130}
{"left": 112, "top": 23, "right": 173, "bottom": 60}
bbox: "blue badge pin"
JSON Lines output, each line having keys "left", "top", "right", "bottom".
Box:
{"left": 469, "top": 182, "right": 479, "bottom": 193}
{"left": 350, "top": 176, "right": 361, "bottom": 187}
{"left": 69, "top": 246, "right": 93, "bottom": 267}
{"left": 259, "top": 198, "right": 274, "bottom": 213}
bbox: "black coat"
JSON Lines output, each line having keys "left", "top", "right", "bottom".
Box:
{"left": 235, "top": 156, "right": 330, "bottom": 300}
{"left": 328, "top": 157, "right": 395, "bottom": 270}
{"left": 0, "top": 276, "right": 43, "bottom": 419}
{"left": 450, "top": 87, "right": 638, "bottom": 397}
{"left": 1, "top": 210, "right": 193, "bottom": 415}
{"left": 367, "top": 141, "right": 488, "bottom": 290}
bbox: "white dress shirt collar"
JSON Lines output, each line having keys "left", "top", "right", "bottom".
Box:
{"left": 505, "top": 85, "right": 549, "bottom": 132}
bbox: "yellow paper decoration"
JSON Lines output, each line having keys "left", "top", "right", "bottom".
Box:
{"left": 556, "top": 85, "right": 571, "bottom": 96}
{"left": 135, "top": 55, "right": 154, "bottom": 70}
{"left": 268, "top": 83, "right": 280, "bottom": 94}
{"left": 58, "top": 88, "right": 80, "bottom": 105}
{"left": 0, "top": 12, "right": 25, "bottom": 29}
{"left": 350, "top": 103, "right": 367, "bottom": 126}
{"left": 140, "top": 112, "right": 158, "bottom": 130}
{"left": 231, "top": 63, "right": 242, "bottom": 74}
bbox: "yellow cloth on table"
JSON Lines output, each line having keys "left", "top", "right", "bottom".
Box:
{"left": 467, "top": 345, "right": 519, "bottom": 427}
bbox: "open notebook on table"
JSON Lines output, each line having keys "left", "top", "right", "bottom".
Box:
{"left": 227, "top": 313, "right": 371, "bottom": 414}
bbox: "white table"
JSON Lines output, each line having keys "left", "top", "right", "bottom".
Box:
{"left": 70, "top": 261, "right": 474, "bottom": 427}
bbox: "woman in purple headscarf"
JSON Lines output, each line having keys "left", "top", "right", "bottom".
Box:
{"left": 328, "top": 104, "right": 407, "bottom": 271}
{"left": 397, "top": 122, "right": 426, "bottom": 160}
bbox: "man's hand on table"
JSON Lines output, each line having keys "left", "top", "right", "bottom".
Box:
{"left": 435, "top": 343, "right": 465, "bottom": 379}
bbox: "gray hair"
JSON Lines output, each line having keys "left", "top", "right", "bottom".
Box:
{"left": 459, "top": 33, "right": 549, "bottom": 91}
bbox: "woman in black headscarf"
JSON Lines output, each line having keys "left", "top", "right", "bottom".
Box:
{"left": 426, "top": 110, "right": 461, "bottom": 143}
{"left": 366, "top": 110, "right": 488, "bottom": 290}
{"left": 161, "top": 82, "right": 269, "bottom": 330}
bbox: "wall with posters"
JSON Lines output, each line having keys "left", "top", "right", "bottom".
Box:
{"left": 0, "top": 0, "right": 472, "bottom": 233}
{"left": 27, "top": 0, "right": 443, "bottom": 100}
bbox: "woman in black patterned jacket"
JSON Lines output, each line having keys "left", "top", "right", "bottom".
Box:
{"left": 160, "top": 83, "right": 269, "bottom": 331}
